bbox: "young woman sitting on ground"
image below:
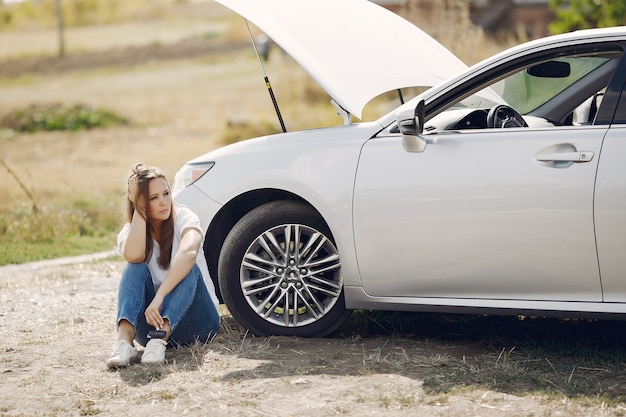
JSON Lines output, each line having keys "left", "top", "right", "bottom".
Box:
{"left": 107, "top": 163, "right": 220, "bottom": 368}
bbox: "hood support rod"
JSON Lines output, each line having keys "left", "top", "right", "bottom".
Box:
{"left": 245, "top": 19, "right": 287, "bottom": 133}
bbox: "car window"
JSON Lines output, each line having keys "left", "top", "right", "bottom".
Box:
{"left": 430, "top": 49, "right": 623, "bottom": 130}
{"left": 494, "top": 56, "right": 613, "bottom": 114}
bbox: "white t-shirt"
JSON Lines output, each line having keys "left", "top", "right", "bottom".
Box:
{"left": 117, "top": 206, "right": 219, "bottom": 310}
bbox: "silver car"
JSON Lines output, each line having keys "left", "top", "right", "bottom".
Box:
{"left": 173, "top": 1, "right": 626, "bottom": 337}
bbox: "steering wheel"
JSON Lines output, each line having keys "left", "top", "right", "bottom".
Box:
{"left": 486, "top": 105, "right": 528, "bottom": 128}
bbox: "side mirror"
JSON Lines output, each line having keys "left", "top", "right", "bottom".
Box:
{"left": 396, "top": 100, "right": 426, "bottom": 153}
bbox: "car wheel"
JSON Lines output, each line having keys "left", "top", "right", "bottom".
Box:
{"left": 218, "top": 200, "right": 350, "bottom": 337}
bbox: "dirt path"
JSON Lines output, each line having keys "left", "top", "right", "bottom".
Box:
{"left": 1, "top": 257, "right": 626, "bottom": 416}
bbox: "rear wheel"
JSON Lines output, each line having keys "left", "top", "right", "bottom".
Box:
{"left": 218, "top": 200, "right": 350, "bottom": 337}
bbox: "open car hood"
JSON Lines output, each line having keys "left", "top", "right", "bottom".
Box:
{"left": 215, "top": 0, "right": 467, "bottom": 119}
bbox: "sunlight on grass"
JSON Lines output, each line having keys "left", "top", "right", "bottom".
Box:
{"left": 0, "top": 196, "right": 120, "bottom": 265}
{"left": 2, "top": 103, "right": 128, "bottom": 133}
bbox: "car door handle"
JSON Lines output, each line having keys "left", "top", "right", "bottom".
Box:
{"left": 535, "top": 151, "right": 594, "bottom": 162}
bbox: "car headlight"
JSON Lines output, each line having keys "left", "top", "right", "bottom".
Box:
{"left": 172, "top": 161, "right": 215, "bottom": 196}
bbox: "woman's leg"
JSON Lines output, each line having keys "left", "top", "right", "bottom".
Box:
{"left": 160, "top": 264, "right": 220, "bottom": 346}
{"left": 116, "top": 262, "right": 154, "bottom": 347}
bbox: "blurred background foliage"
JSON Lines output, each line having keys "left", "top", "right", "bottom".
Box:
{"left": 2, "top": 0, "right": 625, "bottom": 34}
{"left": 2, "top": 103, "right": 128, "bottom": 132}
{"left": 550, "top": 0, "right": 626, "bottom": 33}
{"left": 0, "top": 0, "right": 177, "bottom": 30}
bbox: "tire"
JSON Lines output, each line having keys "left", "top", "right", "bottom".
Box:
{"left": 218, "top": 200, "right": 350, "bottom": 337}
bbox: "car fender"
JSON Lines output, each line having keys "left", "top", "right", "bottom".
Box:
{"left": 175, "top": 121, "right": 384, "bottom": 287}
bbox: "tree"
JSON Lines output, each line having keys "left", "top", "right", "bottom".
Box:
{"left": 549, "top": 0, "right": 626, "bottom": 34}
{"left": 55, "top": 0, "right": 65, "bottom": 57}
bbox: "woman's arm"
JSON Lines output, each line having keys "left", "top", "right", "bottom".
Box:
{"left": 121, "top": 213, "right": 148, "bottom": 262}
{"left": 144, "top": 227, "right": 202, "bottom": 330}
{"left": 121, "top": 175, "right": 148, "bottom": 263}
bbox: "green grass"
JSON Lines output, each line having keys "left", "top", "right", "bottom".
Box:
{"left": 0, "top": 233, "right": 117, "bottom": 265}
{"left": 0, "top": 195, "right": 121, "bottom": 265}
{"left": 1, "top": 103, "right": 128, "bottom": 133}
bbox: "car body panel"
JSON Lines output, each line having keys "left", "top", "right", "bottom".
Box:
{"left": 214, "top": 0, "right": 467, "bottom": 119}
{"left": 353, "top": 126, "right": 606, "bottom": 302}
{"left": 177, "top": 122, "right": 385, "bottom": 287}
{"left": 342, "top": 286, "right": 626, "bottom": 316}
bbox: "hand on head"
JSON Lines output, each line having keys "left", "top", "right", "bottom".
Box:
{"left": 128, "top": 169, "right": 147, "bottom": 219}
{"left": 126, "top": 163, "right": 169, "bottom": 222}
{"left": 127, "top": 174, "right": 138, "bottom": 200}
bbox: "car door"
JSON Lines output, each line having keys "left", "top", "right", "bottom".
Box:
{"left": 352, "top": 46, "right": 624, "bottom": 303}
{"left": 353, "top": 126, "right": 605, "bottom": 302}
{"left": 595, "top": 97, "right": 626, "bottom": 302}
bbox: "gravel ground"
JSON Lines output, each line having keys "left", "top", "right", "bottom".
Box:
{"left": 2, "top": 255, "right": 626, "bottom": 416}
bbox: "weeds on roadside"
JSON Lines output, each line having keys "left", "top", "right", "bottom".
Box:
{"left": 1, "top": 103, "right": 128, "bottom": 133}
{"left": 0, "top": 0, "right": 173, "bottom": 31}
{"left": 0, "top": 196, "right": 120, "bottom": 265}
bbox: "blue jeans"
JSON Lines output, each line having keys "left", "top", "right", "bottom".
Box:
{"left": 116, "top": 262, "right": 220, "bottom": 347}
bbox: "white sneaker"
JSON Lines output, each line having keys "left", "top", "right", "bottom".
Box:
{"left": 107, "top": 340, "right": 139, "bottom": 368}
{"left": 141, "top": 338, "right": 167, "bottom": 365}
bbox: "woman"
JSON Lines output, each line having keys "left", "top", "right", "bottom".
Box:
{"left": 107, "top": 163, "right": 220, "bottom": 368}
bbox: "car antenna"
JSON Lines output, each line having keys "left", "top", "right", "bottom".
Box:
{"left": 244, "top": 19, "right": 287, "bottom": 133}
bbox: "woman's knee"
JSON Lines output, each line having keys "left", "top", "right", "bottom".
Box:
{"left": 121, "top": 262, "right": 151, "bottom": 282}
{"left": 124, "top": 262, "right": 149, "bottom": 274}
{"left": 188, "top": 264, "right": 202, "bottom": 282}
